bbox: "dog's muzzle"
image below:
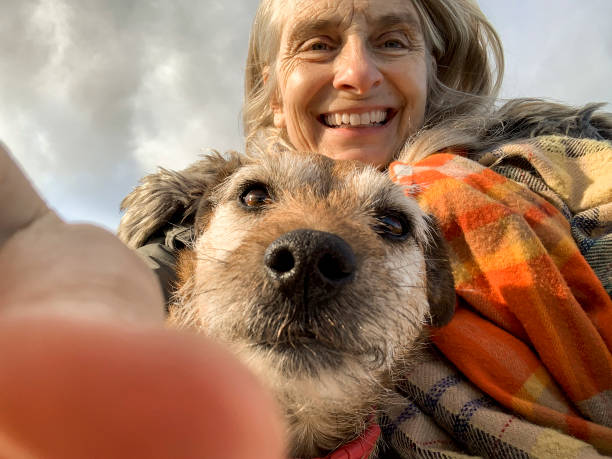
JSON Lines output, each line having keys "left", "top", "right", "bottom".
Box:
{"left": 264, "top": 229, "right": 356, "bottom": 306}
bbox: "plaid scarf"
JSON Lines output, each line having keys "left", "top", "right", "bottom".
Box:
{"left": 382, "top": 135, "right": 612, "bottom": 458}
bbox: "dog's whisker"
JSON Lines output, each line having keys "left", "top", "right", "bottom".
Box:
{"left": 194, "top": 253, "right": 229, "bottom": 265}
{"left": 185, "top": 285, "right": 225, "bottom": 298}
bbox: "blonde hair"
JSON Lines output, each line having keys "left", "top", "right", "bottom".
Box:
{"left": 243, "top": 0, "right": 286, "bottom": 148}
{"left": 243, "top": 0, "right": 505, "bottom": 157}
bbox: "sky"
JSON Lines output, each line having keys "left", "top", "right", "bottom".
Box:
{"left": 1, "top": 0, "right": 611, "bottom": 231}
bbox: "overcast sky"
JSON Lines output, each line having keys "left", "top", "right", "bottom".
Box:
{"left": 2, "top": 0, "right": 611, "bottom": 231}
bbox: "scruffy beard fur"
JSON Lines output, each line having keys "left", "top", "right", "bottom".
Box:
{"left": 120, "top": 150, "right": 454, "bottom": 458}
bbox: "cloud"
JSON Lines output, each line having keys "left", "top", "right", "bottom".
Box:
{"left": 1, "top": 0, "right": 610, "bottom": 230}
{"left": 1, "top": 0, "right": 258, "bottom": 229}
{"left": 479, "top": 0, "right": 612, "bottom": 105}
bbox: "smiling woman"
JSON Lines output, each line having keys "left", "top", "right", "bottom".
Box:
{"left": 269, "top": 0, "right": 429, "bottom": 165}
{"left": 244, "top": 0, "right": 503, "bottom": 166}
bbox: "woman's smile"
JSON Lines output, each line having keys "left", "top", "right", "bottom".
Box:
{"left": 317, "top": 107, "right": 398, "bottom": 148}
{"left": 319, "top": 108, "right": 395, "bottom": 128}
{"left": 272, "top": 0, "right": 428, "bottom": 166}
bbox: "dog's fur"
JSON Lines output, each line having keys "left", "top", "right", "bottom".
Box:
{"left": 119, "top": 150, "right": 454, "bottom": 458}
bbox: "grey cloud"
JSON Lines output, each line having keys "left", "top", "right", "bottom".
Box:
{"left": 1, "top": 0, "right": 610, "bottom": 231}
{"left": 479, "top": 0, "right": 612, "bottom": 105}
{"left": 1, "top": 0, "right": 259, "bottom": 229}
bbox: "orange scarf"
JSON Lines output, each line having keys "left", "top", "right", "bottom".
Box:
{"left": 390, "top": 151, "right": 612, "bottom": 454}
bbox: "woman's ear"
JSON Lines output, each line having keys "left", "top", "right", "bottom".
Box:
{"left": 263, "top": 65, "right": 286, "bottom": 128}
{"left": 271, "top": 93, "right": 286, "bottom": 129}
{"left": 273, "top": 109, "right": 286, "bottom": 128}
{"left": 271, "top": 89, "right": 286, "bottom": 128}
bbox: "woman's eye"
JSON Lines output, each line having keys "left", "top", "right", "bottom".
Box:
{"left": 240, "top": 186, "right": 272, "bottom": 209}
{"left": 300, "top": 37, "right": 335, "bottom": 54}
{"left": 383, "top": 39, "right": 404, "bottom": 49}
{"left": 376, "top": 32, "right": 409, "bottom": 50}
{"left": 310, "top": 42, "right": 330, "bottom": 51}
{"left": 374, "top": 214, "right": 410, "bottom": 240}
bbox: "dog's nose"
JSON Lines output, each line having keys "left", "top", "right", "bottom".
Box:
{"left": 264, "top": 229, "right": 355, "bottom": 300}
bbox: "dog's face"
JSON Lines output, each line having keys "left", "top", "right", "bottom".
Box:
{"left": 119, "top": 150, "right": 454, "bottom": 457}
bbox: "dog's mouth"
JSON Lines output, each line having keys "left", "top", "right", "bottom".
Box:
{"left": 253, "top": 329, "right": 342, "bottom": 355}
{"left": 247, "top": 315, "right": 387, "bottom": 376}
{"left": 255, "top": 337, "right": 332, "bottom": 354}
{"left": 253, "top": 337, "right": 350, "bottom": 375}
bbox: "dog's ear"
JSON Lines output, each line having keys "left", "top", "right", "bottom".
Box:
{"left": 118, "top": 151, "right": 243, "bottom": 248}
{"left": 423, "top": 214, "right": 455, "bottom": 327}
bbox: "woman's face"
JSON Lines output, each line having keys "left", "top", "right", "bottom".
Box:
{"left": 272, "top": 0, "right": 428, "bottom": 167}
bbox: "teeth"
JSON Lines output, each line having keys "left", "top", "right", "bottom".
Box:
{"left": 324, "top": 110, "right": 388, "bottom": 127}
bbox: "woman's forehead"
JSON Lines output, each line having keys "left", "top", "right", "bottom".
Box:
{"left": 281, "top": 0, "right": 421, "bottom": 35}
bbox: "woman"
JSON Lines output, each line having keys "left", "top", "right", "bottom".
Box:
{"left": 2, "top": 0, "right": 611, "bottom": 457}
{"left": 243, "top": 0, "right": 501, "bottom": 166}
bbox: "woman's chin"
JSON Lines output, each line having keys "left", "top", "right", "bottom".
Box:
{"left": 318, "top": 145, "right": 394, "bottom": 167}
{"left": 313, "top": 122, "right": 399, "bottom": 166}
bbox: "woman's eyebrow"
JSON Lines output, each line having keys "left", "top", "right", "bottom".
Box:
{"left": 285, "top": 12, "right": 422, "bottom": 47}
{"left": 285, "top": 17, "right": 342, "bottom": 47}
{"left": 369, "top": 13, "right": 422, "bottom": 32}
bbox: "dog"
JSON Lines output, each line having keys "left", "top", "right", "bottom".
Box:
{"left": 118, "top": 149, "right": 455, "bottom": 458}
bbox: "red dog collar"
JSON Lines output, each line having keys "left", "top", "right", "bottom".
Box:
{"left": 312, "top": 419, "right": 381, "bottom": 459}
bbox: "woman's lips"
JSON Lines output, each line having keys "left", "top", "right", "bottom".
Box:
{"left": 319, "top": 109, "right": 396, "bottom": 128}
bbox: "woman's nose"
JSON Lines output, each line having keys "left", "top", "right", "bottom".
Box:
{"left": 333, "top": 37, "right": 383, "bottom": 95}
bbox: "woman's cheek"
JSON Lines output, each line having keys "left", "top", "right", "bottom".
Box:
{"left": 286, "top": 104, "right": 319, "bottom": 152}
{"left": 281, "top": 69, "right": 326, "bottom": 152}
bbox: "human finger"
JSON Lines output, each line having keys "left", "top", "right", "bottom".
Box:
{"left": 0, "top": 218, "right": 165, "bottom": 324}
{"left": 0, "top": 142, "right": 164, "bottom": 323}
{"left": 0, "top": 317, "right": 287, "bottom": 459}
{"left": 0, "top": 141, "right": 54, "bottom": 248}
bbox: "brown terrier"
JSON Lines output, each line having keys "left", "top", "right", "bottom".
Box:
{"left": 119, "top": 149, "right": 454, "bottom": 458}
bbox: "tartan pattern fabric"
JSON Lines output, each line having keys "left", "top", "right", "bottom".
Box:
{"left": 380, "top": 348, "right": 604, "bottom": 458}
{"left": 385, "top": 139, "right": 612, "bottom": 458}
{"left": 474, "top": 136, "right": 611, "bottom": 295}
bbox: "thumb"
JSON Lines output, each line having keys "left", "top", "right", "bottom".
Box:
{"left": 0, "top": 317, "right": 287, "bottom": 459}
{"left": 0, "top": 141, "right": 54, "bottom": 248}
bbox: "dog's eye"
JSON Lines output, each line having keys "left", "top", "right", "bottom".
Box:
{"left": 374, "top": 214, "right": 410, "bottom": 241}
{"left": 240, "top": 185, "right": 272, "bottom": 209}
